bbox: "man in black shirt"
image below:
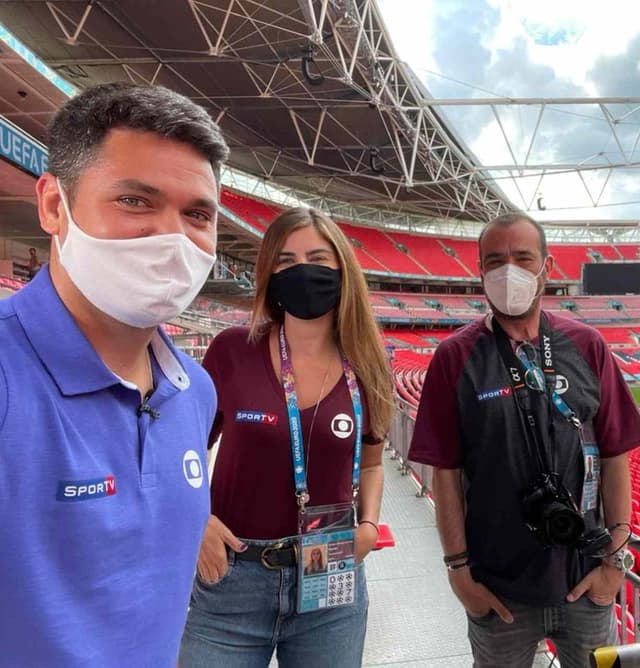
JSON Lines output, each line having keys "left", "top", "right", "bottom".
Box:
{"left": 410, "top": 213, "right": 640, "bottom": 667}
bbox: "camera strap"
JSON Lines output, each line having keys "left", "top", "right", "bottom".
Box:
{"left": 493, "top": 315, "right": 605, "bottom": 549}
{"left": 493, "top": 316, "right": 552, "bottom": 475}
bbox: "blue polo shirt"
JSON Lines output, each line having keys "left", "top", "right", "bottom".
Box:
{"left": 0, "top": 268, "right": 215, "bottom": 667}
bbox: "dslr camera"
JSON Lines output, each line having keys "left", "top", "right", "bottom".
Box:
{"left": 520, "top": 473, "right": 610, "bottom": 556}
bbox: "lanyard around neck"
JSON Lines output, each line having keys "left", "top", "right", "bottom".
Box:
{"left": 278, "top": 325, "right": 363, "bottom": 511}
{"left": 492, "top": 314, "right": 579, "bottom": 428}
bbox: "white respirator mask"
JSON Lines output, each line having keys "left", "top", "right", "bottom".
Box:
{"left": 54, "top": 178, "right": 216, "bottom": 328}
{"left": 483, "top": 262, "right": 545, "bottom": 317}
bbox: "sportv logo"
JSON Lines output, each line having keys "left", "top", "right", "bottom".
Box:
{"left": 235, "top": 410, "right": 279, "bottom": 425}
{"left": 477, "top": 386, "right": 513, "bottom": 402}
{"left": 57, "top": 475, "right": 117, "bottom": 502}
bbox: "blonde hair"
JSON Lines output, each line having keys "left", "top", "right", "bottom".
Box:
{"left": 249, "top": 207, "right": 393, "bottom": 441}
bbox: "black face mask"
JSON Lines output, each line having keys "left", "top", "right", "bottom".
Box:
{"left": 267, "top": 264, "right": 341, "bottom": 320}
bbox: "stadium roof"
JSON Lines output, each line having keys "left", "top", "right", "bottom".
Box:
{"left": 0, "top": 0, "right": 515, "bottom": 223}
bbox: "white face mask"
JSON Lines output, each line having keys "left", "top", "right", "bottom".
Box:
{"left": 483, "top": 262, "right": 545, "bottom": 317}
{"left": 55, "top": 179, "right": 216, "bottom": 328}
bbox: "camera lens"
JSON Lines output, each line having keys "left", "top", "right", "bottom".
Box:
{"left": 543, "top": 502, "right": 585, "bottom": 545}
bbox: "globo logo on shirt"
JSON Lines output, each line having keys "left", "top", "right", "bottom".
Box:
{"left": 555, "top": 374, "right": 569, "bottom": 395}
{"left": 331, "top": 413, "right": 354, "bottom": 439}
{"left": 183, "top": 450, "right": 204, "bottom": 489}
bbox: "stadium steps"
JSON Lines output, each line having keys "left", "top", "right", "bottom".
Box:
{"left": 552, "top": 259, "right": 570, "bottom": 281}
{"left": 360, "top": 246, "right": 393, "bottom": 273}
{"left": 381, "top": 231, "right": 432, "bottom": 276}
{"left": 613, "top": 245, "right": 625, "bottom": 260}
{"left": 436, "top": 239, "right": 475, "bottom": 278}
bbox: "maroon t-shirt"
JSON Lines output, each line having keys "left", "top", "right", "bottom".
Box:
{"left": 203, "top": 326, "right": 373, "bottom": 540}
{"left": 409, "top": 311, "right": 640, "bottom": 605}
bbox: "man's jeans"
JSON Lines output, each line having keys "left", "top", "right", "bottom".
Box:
{"left": 468, "top": 595, "right": 617, "bottom": 668}
{"left": 179, "top": 540, "right": 369, "bottom": 668}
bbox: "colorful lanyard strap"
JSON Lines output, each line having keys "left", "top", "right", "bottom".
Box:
{"left": 515, "top": 348, "right": 578, "bottom": 426}
{"left": 517, "top": 318, "right": 580, "bottom": 428}
{"left": 278, "top": 325, "right": 363, "bottom": 512}
{"left": 494, "top": 314, "right": 580, "bottom": 429}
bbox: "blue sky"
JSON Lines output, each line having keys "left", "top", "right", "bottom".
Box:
{"left": 378, "top": 0, "right": 640, "bottom": 221}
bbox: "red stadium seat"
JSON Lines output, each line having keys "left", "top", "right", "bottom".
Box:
{"left": 220, "top": 188, "right": 281, "bottom": 232}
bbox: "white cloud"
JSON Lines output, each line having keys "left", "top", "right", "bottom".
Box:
{"left": 494, "top": 0, "right": 640, "bottom": 86}
{"left": 377, "top": 0, "right": 439, "bottom": 73}
{"left": 377, "top": 0, "right": 640, "bottom": 220}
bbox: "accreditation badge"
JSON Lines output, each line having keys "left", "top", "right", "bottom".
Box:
{"left": 297, "top": 502, "right": 357, "bottom": 614}
{"left": 578, "top": 422, "right": 600, "bottom": 513}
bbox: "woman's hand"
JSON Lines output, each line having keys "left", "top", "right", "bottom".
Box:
{"left": 355, "top": 522, "right": 379, "bottom": 563}
{"left": 197, "top": 515, "right": 246, "bottom": 583}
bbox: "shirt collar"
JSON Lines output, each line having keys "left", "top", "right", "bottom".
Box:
{"left": 150, "top": 328, "right": 191, "bottom": 391}
{"left": 485, "top": 312, "right": 546, "bottom": 344}
{"left": 14, "top": 267, "right": 190, "bottom": 396}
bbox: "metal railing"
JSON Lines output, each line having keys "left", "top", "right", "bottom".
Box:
{"left": 387, "top": 400, "right": 432, "bottom": 497}
{"left": 617, "top": 537, "right": 640, "bottom": 651}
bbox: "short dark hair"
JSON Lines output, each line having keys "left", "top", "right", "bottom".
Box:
{"left": 478, "top": 212, "right": 548, "bottom": 263}
{"left": 48, "top": 82, "right": 229, "bottom": 195}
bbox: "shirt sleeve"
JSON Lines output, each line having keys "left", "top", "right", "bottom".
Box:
{"left": 408, "top": 341, "right": 462, "bottom": 468}
{"left": 0, "top": 359, "right": 7, "bottom": 433}
{"left": 202, "top": 335, "right": 224, "bottom": 448}
{"left": 357, "top": 380, "right": 380, "bottom": 445}
{"left": 589, "top": 334, "right": 640, "bottom": 457}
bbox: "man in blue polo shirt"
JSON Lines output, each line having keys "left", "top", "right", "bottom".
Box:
{"left": 0, "top": 82, "right": 228, "bottom": 667}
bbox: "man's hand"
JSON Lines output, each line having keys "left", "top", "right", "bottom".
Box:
{"left": 448, "top": 567, "right": 513, "bottom": 623}
{"left": 355, "top": 522, "right": 379, "bottom": 563}
{"left": 566, "top": 563, "right": 623, "bottom": 605}
{"left": 197, "top": 515, "right": 246, "bottom": 583}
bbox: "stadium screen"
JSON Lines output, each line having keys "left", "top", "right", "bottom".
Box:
{"left": 582, "top": 263, "right": 640, "bottom": 295}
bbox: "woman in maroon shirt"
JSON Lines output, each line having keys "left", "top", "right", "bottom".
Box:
{"left": 180, "top": 207, "right": 393, "bottom": 667}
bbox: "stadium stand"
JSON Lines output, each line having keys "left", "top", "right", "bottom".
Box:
{"left": 218, "top": 190, "right": 640, "bottom": 289}
{"left": 585, "top": 244, "right": 622, "bottom": 262}
{"left": 162, "top": 324, "right": 187, "bottom": 336}
{"left": 339, "top": 222, "right": 405, "bottom": 273}
{"left": 0, "top": 275, "right": 25, "bottom": 293}
{"left": 598, "top": 328, "right": 640, "bottom": 346}
{"left": 387, "top": 231, "right": 465, "bottom": 277}
{"left": 439, "top": 237, "right": 479, "bottom": 277}
{"left": 616, "top": 245, "right": 640, "bottom": 261}
{"left": 220, "top": 189, "right": 281, "bottom": 233}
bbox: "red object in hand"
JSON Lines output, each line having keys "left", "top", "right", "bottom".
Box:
{"left": 373, "top": 522, "right": 396, "bottom": 550}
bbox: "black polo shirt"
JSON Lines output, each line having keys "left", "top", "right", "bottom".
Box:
{"left": 409, "top": 311, "right": 640, "bottom": 605}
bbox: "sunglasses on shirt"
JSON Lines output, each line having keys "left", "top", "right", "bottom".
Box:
{"left": 515, "top": 342, "right": 547, "bottom": 393}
